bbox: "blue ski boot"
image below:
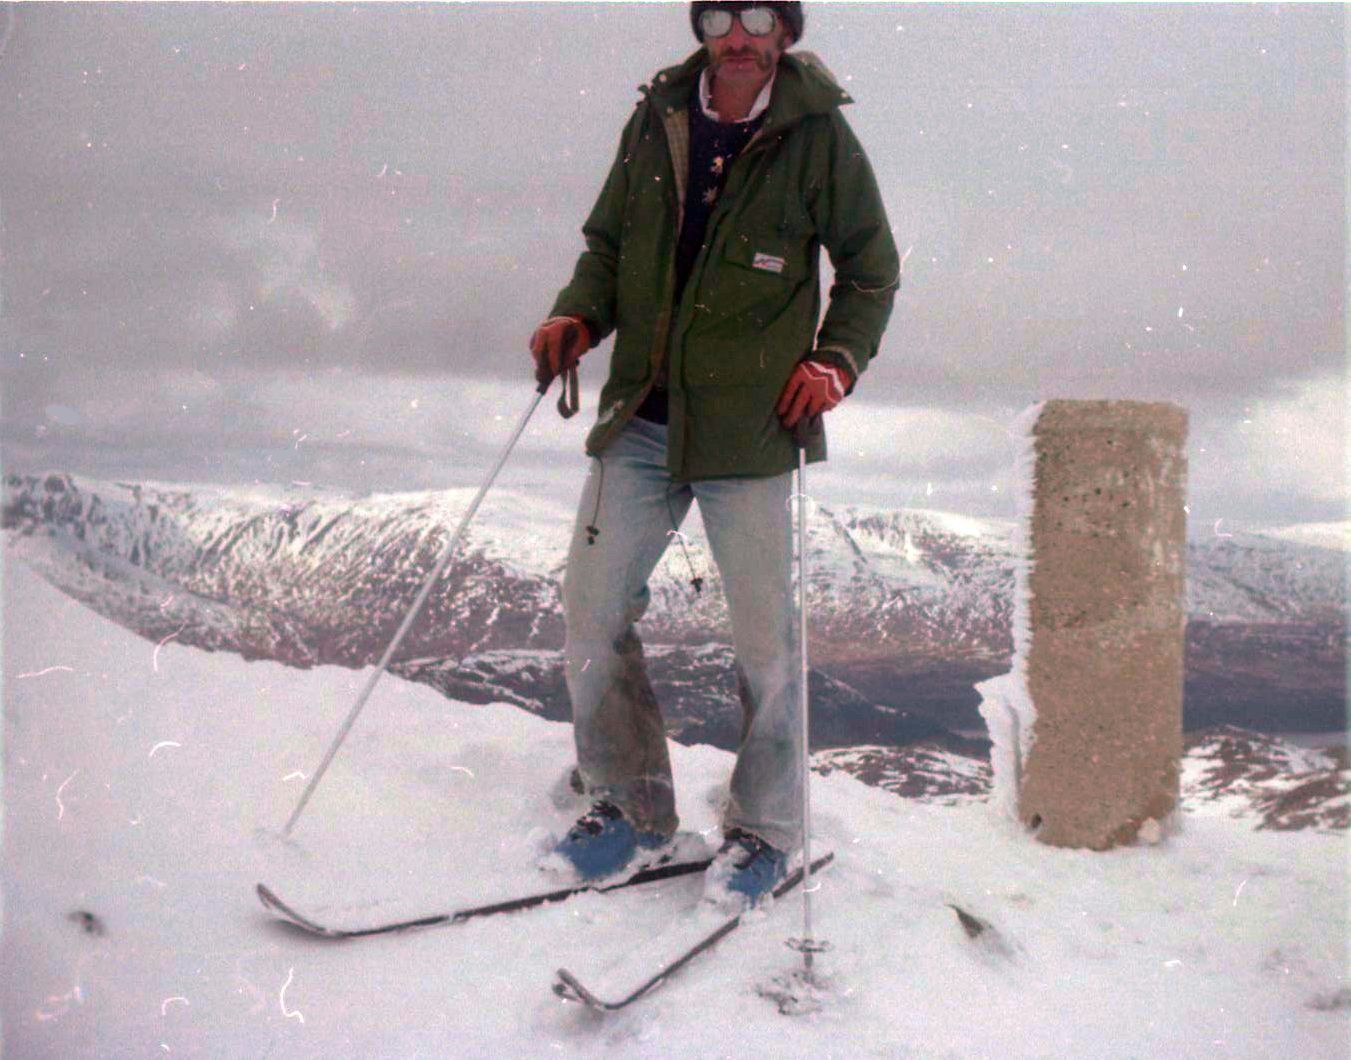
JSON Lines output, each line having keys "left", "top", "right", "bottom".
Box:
{"left": 549, "top": 800, "right": 669, "bottom": 881}
{"left": 703, "top": 828, "right": 788, "bottom": 909}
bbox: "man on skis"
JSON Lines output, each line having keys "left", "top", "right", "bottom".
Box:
{"left": 530, "top": 1, "right": 899, "bottom": 906}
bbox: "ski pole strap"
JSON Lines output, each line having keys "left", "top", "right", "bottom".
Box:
{"left": 534, "top": 364, "right": 580, "bottom": 419}
{"left": 557, "top": 364, "right": 580, "bottom": 419}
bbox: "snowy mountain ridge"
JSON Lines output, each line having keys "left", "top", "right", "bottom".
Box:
{"left": 4, "top": 471, "right": 1346, "bottom": 739}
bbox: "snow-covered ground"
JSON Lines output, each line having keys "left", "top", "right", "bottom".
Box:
{"left": 3, "top": 556, "right": 1347, "bottom": 1058}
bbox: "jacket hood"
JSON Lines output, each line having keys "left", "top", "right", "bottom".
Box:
{"left": 643, "top": 49, "right": 852, "bottom": 130}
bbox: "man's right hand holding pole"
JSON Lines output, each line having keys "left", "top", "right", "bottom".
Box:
{"left": 529, "top": 315, "right": 593, "bottom": 390}
{"left": 529, "top": 315, "right": 594, "bottom": 417}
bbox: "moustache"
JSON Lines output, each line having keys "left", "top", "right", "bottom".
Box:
{"left": 717, "top": 50, "right": 771, "bottom": 70}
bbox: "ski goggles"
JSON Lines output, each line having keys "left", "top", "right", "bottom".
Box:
{"left": 698, "top": 6, "right": 780, "bottom": 39}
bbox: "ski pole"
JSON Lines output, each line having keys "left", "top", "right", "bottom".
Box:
{"left": 788, "top": 415, "right": 829, "bottom": 981}
{"left": 282, "top": 373, "right": 563, "bottom": 837}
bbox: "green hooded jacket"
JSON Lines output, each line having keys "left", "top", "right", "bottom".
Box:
{"left": 550, "top": 48, "right": 900, "bottom": 481}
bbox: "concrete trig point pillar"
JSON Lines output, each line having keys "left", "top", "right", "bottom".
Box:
{"left": 981, "top": 400, "right": 1188, "bottom": 850}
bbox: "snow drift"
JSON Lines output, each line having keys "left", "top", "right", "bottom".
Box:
{"left": 3, "top": 555, "right": 1348, "bottom": 1057}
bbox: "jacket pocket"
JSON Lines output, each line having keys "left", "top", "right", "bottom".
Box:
{"left": 705, "top": 227, "right": 812, "bottom": 323}
{"left": 680, "top": 335, "right": 801, "bottom": 388}
{"left": 681, "top": 229, "right": 813, "bottom": 386}
{"left": 721, "top": 231, "right": 806, "bottom": 284}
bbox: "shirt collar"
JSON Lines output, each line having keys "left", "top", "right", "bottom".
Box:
{"left": 698, "top": 67, "right": 775, "bottom": 124}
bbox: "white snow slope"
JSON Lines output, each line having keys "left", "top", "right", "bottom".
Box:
{"left": 3, "top": 556, "right": 1348, "bottom": 1059}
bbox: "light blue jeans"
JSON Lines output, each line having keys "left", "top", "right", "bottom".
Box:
{"left": 562, "top": 417, "right": 803, "bottom": 853}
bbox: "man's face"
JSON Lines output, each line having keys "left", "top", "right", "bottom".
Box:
{"left": 705, "top": 9, "right": 792, "bottom": 86}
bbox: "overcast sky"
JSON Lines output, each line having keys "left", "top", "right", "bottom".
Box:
{"left": 0, "top": 2, "right": 1344, "bottom": 530}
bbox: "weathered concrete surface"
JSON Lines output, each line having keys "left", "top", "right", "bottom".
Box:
{"left": 1019, "top": 400, "right": 1188, "bottom": 849}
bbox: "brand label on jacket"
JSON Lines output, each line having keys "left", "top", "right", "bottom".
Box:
{"left": 752, "top": 252, "right": 786, "bottom": 275}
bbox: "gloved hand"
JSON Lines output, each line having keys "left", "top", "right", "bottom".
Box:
{"left": 529, "top": 316, "right": 593, "bottom": 388}
{"left": 776, "top": 359, "right": 852, "bottom": 429}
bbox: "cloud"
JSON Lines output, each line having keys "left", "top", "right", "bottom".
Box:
{"left": 0, "top": 4, "right": 1342, "bottom": 530}
{"left": 1189, "top": 373, "right": 1347, "bottom": 516}
{"left": 7, "top": 368, "right": 1340, "bottom": 532}
{"left": 213, "top": 213, "right": 355, "bottom": 333}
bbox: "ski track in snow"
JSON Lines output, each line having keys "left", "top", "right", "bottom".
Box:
{"left": 2, "top": 556, "right": 1348, "bottom": 1058}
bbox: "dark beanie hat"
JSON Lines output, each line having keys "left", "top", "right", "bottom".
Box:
{"left": 690, "top": 2, "right": 805, "bottom": 44}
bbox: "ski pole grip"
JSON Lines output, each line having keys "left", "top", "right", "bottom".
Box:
{"left": 792, "top": 414, "right": 823, "bottom": 450}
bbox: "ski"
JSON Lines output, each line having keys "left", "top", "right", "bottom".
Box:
{"left": 553, "top": 850, "right": 835, "bottom": 1011}
{"left": 256, "top": 856, "right": 713, "bottom": 940}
